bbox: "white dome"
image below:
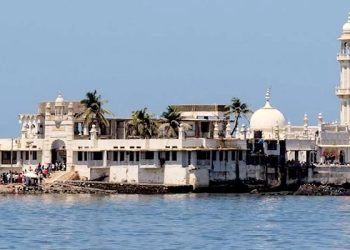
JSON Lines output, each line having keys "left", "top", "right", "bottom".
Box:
{"left": 55, "top": 94, "right": 64, "bottom": 104}
{"left": 343, "top": 13, "right": 350, "bottom": 33}
{"left": 250, "top": 91, "right": 286, "bottom": 131}
{"left": 343, "top": 23, "right": 350, "bottom": 34}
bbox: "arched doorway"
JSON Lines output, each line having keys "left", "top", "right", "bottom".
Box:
{"left": 51, "top": 140, "right": 66, "bottom": 164}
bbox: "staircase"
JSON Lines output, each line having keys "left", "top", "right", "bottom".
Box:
{"left": 44, "top": 171, "right": 80, "bottom": 184}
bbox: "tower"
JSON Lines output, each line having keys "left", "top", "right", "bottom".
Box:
{"left": 42, "top": 94, "right": 75, "bottom": 169}
{"left": 337, "top": 13, "right": 350, "bottom": 125}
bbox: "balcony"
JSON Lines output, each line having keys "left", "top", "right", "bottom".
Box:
{"left": 336, "top": 87, "right": 350, "bottom": 97}
{"left": 337, "top": 53, "right": 350, "bottom": 61}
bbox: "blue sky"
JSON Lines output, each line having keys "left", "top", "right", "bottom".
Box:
{"left": 0, "top": 1, "right": 349, "bottom": 137}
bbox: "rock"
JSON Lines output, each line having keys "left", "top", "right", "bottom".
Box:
{"left": 295, "top": 184, "right": 350, "bottom": 196}
{"left": 250, "top": 189, "right": 259, "bottom": 194}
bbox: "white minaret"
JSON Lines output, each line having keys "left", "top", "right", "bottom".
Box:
{"left": 337, "top": 13, "right": 350, "bottom": 125}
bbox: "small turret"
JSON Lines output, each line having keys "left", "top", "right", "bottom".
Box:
{"left": 54, "top": 94, "right": 64, "bottom": 116}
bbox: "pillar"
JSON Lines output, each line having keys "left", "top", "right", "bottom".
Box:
{"left": 103, "top": 150, "right": 108, "bottom": 167}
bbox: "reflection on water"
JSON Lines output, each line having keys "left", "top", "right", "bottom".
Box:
{"left": 1, "top": 194, "right": 350, "bottom": 249}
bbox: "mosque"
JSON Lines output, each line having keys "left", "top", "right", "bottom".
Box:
{"left": 1, "top": 13, "right": 350, "bottom": 188}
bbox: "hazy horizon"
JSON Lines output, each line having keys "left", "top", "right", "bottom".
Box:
{"left": 0, "top": 1, "right": 349, "bottom": 137}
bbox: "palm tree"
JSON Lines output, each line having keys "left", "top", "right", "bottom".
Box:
{"left": 77, "top": 90, "right": 113, "bottom": 133}
{"left": 225, "top": 97, "right": 251, "bottom": 182}
{"left": 127, "top": 108, "right": 158, "bottom": 138}
{"left": 159, "top": 106, "right": 186, "bottom": 138}
{"left": 225, "top": 97, "right": 251, "bottom": 135}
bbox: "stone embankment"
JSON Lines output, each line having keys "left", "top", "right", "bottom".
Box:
{"left": 3, "top": 181, "right": 350, "bottom": 196}
{"left": 0, "top": 181, "right": 193, "bottom": 195}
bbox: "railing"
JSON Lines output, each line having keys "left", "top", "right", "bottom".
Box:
{"left": 87, "top": 160, "right": 104, "bottom": 167}
{"left": 336, "top": 87, "right": 350, "bottom": 96}
{"left": 285, "top": 133, "right": 315, "bottom": 140}
{"left": 337, "top": 53, "right": 350, "bottom": 60}
{"left": 197, "top": 160, "right": 210, "bottom": 166}
{"left": 319, "top": 140, "right": 349, "bottom": 145}
{"left": 322, "top": 124, "right": 349, "bottom": 133}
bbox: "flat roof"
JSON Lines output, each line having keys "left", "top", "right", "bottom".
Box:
{"left": 172, "top": 104, "right": 228, "bottom": 112}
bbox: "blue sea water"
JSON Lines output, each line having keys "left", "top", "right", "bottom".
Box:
{"left": 0, "top": 194, "right": 350, "bottom": 250}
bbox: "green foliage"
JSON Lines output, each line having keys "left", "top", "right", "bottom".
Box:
{"left": 159, "top": 106, "right": 191, "bottom": 138}
{"left": 128, "top": 108, "right": 158, "bottom": 139}
{"left": 77, "top": 90, "right": 113, "bottom": 127}
{"left": 225, "top": 97, "right": 251, "bottom": 135}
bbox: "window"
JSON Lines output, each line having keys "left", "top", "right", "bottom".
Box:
{"left": 78, "top": 152, "right": 83, "bottom": 161}
{"left": 254, "top": 130, "right": 263, "bottom": 139}
{"left": 129, "top": 152, "right": 134, "bottom": 162}
{"left": 172, "top": 151, "right": 177, "bottom": 161}
{"left": 224, "top": 151, "right": 228, "bottom": 162}
{"left": 32, "top": 151, "right": 37, "bottom": 161}
{"left": 145, "top": 152, "right": 154, "bottom": 160}
{"left": 212, "top": 151, "right": 217, "bottom": 161}
{"left": 267, "top": 140, "right": 278, "bottom": 151}
{"left": 188, "top": 152, "right": 191, "bottom": 165}
{"left": 93, "top": 152, "right": 103, "bottom": 161}
{"left": 201, "top": 122, "right": 210, "bottom": 133}
{"left": 198, "top": 151, "right": 210, "bottom": 160}
{"left": 165, "top": 152, "right": 170, "bottom": 161}
{"left": 1, "top": 151, "right": 11, "bottom": 164}
{"left": 25, "top": 151, "right": 29, "bottom": 161}
{"left": 219, "top": 151, "right": 224, "bottom": 161}
{"left": 120, "top": 152, "right": 125, "bottom": 162}
{"left": 1, "top": 151, "right": 17, "bottom": 164}
{"left": 231, "top": 151, "right": 236, "bottom": 161}
{"left": 113, "top": 152, "right": 119, "bottom": 162}
{"left": 136, "top": 152, "right": 140, "bottom": 162}
{"left": 239, "top": 151, "right": 243, "bottom": 161}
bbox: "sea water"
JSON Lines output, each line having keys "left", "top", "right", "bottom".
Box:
{"left": 0, "top": 194, "right": 350, "bottom": 249}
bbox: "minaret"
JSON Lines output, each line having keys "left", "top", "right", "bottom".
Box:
{"left": 337, "top": 13, "right": 350, "bottom": 125}
{"left": 264, "top": 88, "right": 272, "bottom": 108}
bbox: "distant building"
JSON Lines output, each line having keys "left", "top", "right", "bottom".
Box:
{"left": 1, "top": 12, "right": 350, "bottom": 188}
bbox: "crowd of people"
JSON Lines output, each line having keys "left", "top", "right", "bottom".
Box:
{"left": 0, "top": 161, "right": 66, "bottom": 186}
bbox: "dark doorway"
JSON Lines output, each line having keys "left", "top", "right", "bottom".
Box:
{"left": 51, "top": 140, "right": 67, "bottom": 164}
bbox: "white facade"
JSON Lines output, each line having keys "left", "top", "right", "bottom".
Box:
{"left": 2, "top": 13, "right": 350, "bottom": 188}
{"left": 0, "top": 98, "right": 254, "bottom": 188}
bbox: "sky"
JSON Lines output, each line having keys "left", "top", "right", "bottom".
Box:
{"left": 0, "top": 0, "right": 349, "bottom": 137}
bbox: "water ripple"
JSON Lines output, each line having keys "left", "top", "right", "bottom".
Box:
{"left": 0, "top": 194, "right": 350, "bottom": 249}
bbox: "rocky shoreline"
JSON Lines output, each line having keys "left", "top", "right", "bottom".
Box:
{"left": 294, "top": 184, "right": 350, "bottom": 196}
{"left": 2, "top": 181, "right": 350, "bottom": 196}
{"left": 0, "top": 181, "right": 194, "bottom": 195}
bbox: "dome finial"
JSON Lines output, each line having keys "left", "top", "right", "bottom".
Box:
{"left": 265, "top": 88, "right": 271, "bottom": 102}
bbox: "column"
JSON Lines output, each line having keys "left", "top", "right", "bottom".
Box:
{"left": 347, "top": 65, "right": 350, "bottom": 89}
{"left": 154, "top": 151, "right": 159, "bottom": 166}
{"left": 346, "top": 100, "right": 349, "bottom": 125}
{"left": 191, "top": 151, "right": 197, "bottom": 167}
{"left": 103, "top": 150, "right": 108, "bottom": 167}
{"left": 17, "top": 151, "right": 21, "bottom": 165}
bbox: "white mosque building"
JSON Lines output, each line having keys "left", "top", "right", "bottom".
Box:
{"left": 1, "top": 13, "right": 350, "bottom": 188}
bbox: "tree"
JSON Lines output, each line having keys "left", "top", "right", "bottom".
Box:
{"left": 77, "top": 90, "right": 113, "bottom": 131}
{"left": 225, "top": 97, "right": 251, "bottom": 182}
{"left": 225, "top": 97, "right": 251, "bottom": 135}
{"left": 127, "top": 108, "right": 158, "bottom": 138}
{"left": 159, "top": 106, "right": 189, "bottom": 138}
